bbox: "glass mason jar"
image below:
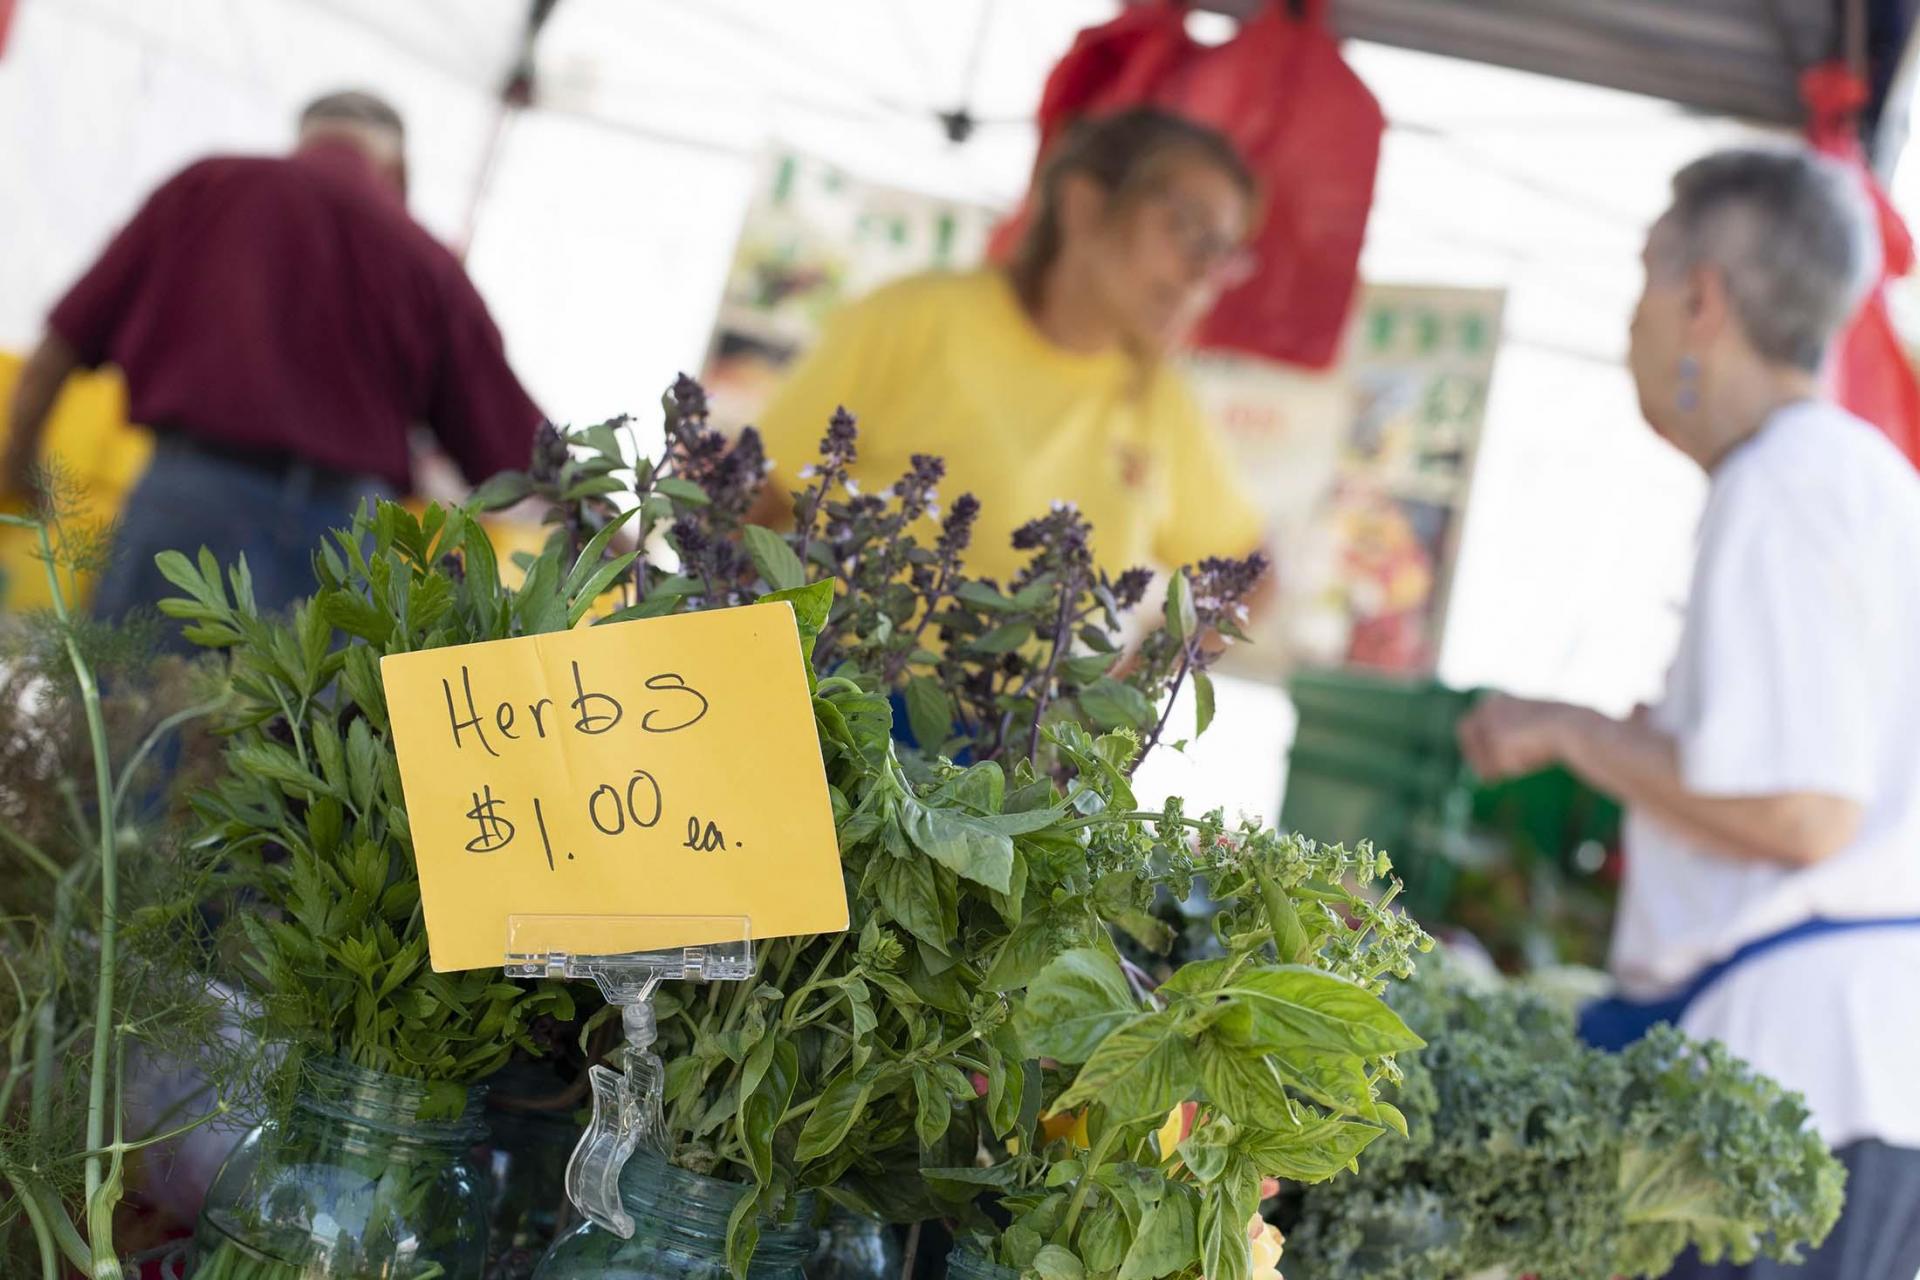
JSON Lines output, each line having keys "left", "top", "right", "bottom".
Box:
{"left": 803, "top": 1209, "right": 901, "bottom": 1280}
{"left": 534, "top": 1154, "right": 816, "bottom": 1280}
{"left": 484, "top": 1105, "right": 581, "bottom": 1279}
{"left": 190, "top": 1057, "right": 491, "bottom": 1280}
{"left": 945, "top": 1246, "right": 1021, "bottom": 1280}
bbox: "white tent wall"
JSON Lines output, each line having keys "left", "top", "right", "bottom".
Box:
{"left": 0, "top": 0, "right": 516, "bottom": 347}
{"left": 0, "top": 0, "right": 1814, "bottom": 821}
{"left": 0, "top": 0, "right": 1111, "bottom": 422}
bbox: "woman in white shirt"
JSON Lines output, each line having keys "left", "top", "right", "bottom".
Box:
{"left": 1460, "top": 148, "right": 1920, "bottom": 1280}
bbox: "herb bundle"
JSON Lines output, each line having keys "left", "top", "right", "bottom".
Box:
{"left": 151, "top": 376, "right": 1419, "bottom": 1280}
{"left": 460, "top": 380, "right": 1427, "bottom": 1278}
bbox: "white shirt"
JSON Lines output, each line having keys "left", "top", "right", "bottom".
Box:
{"left": 1610, "top": 399, "right": 1920, "bottom": 1147}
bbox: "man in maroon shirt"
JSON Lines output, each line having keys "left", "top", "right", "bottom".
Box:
{"left": 1, "top": 89, "right": 543, "bottom": 624}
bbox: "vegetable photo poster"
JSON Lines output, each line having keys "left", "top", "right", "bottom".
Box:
{"left": 699, "top": 149, "right": 997, "bottom": 433}
{"left": 1186, "top": 283, "right": 1505, "bottom": 678}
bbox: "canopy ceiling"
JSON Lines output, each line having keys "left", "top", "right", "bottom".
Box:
{"left": 1202, "top": 0, "right": 1919, "bottom": 135}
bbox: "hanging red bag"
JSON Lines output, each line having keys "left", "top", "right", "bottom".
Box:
{"left": 993, "top": 0, "right": 1383, "bottom": 369}
{"left": 1803, "top": 61, "right": 1920, "bottom": 468}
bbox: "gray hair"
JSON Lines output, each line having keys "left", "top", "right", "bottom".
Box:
{"left": 299, "top": 90, "right": 405, "bottom": 140}
{"left": 1656, "top": 148, "right": 1879, "bottom": 371}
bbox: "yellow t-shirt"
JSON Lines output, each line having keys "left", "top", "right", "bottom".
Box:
{"left": 754, "top": 269, "right": 1264, "bottom": 583}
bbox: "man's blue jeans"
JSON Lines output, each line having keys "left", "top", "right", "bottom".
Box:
{"left": 91, "top": 436, "right": 392, "bottom": 644}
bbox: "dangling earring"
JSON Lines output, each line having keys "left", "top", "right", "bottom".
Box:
{"left": 1676, "top": 355, "right": 1701, "bottom": 413}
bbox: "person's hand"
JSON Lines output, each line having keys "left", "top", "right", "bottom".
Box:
{"left": 1457, "top": 693, "right": 1583, "bottom": 781}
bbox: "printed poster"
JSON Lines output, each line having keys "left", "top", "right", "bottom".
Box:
{"left": 1187, "top": 284, "right": 1504, "bottom": 678}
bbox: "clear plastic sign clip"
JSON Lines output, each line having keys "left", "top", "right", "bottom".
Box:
{"left": 505, "top": 914, "right": 753, "bottom": 1238}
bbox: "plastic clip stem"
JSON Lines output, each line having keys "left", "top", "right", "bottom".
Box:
{"left": 504, "top": 916, "right": 752, "bottom": 1238}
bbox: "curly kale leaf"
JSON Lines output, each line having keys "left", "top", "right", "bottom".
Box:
{"left": 1283, "top": 956, "right": 1847, "bottom": 1280}
{"left": 1612, "top": 1025, "right": 1846, "bottom": 1275}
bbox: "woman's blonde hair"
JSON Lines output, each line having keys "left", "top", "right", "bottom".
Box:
{"left": 1008, "top": 107, "right": 1256, "bottom": 312}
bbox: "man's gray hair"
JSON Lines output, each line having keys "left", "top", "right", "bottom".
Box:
{"left": 1658, "top": 148, "right": 1879, "bottom": 371}
{"left": 300, "top": 89, "right": 405, "bottom": 140}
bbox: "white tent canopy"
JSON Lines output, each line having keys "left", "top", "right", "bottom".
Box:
{"left": 4, "top": 0, "right": 1849, "bottom": 814}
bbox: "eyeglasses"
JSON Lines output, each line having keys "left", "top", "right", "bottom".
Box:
{"left": 1153, "top": 190, "right": 1258, "bottom": 288}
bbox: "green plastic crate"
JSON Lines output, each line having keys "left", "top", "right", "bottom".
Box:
{"left": 1280, "top": 670, "right": 1476, "bottom": 918}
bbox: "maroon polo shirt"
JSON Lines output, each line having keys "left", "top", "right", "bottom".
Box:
{"left": 47, "top": 139, "right": 541, "bottom": 491}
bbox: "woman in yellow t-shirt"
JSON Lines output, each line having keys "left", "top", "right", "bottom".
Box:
{"left": 753, "top": 108, "right": 1267, "bottom": 583}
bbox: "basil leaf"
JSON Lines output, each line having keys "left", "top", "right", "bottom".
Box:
{"left": 913, "top": 1066, "right": 952, "bottom": 1149}
{"left": 904, "top": 675, "right": 955, "bottom": 753}
{"left": 1052, "top": 1011, "right": 1196, "bottom": 1122}
{"left": 736, "top": 1037, "right": 797, "bottom": 1185}
{"left": 1234, "top": 1116, "right": 1384, "bottom": 1184}
{"left": 899, "top": 795, "right": 1014, "bottom": 893}
{"left": 743, "top": 524, "right": 807, "bottom": 592}
{"left": 1014, "top": 948, "right": 1140, "bottom": 1062}
{"left": 1120, "top": 1182, "right": 1200, "bottom": 1280}
{"left": 1194, "top": 1035, "right": 1296, "bottom": 1130}
{"left": 795, "top": 1069, "right": 876, "bottom": 1162}
{"left": 970, "top": 622, "right": 1034, "bottom": 654}
{"left": 1217, "top": 966, "right": 1426, "bottom": 1057}
{"left": 1165, "top": 569, "right": 1196, "bottom": 642}
{"left": 1032, "top": 1244, "right": 1086, "bottom": 1280}
{"left": 1078, "top": 677, "right": 1155, "bottom": 731}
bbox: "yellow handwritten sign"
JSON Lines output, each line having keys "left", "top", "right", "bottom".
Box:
{"left": 381, "top": 602, "right": 848, "bottom": 971}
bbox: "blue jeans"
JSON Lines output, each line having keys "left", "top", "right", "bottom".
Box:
{"left": 92, "top": 437, "right": 392, "bottom": 645}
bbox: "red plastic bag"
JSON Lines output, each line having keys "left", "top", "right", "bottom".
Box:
{"left": 994, "top": 0, "right": 1383, "bottom": 369}
{"left": 1803, "top": 62, "right": 1920, "bottom": 468}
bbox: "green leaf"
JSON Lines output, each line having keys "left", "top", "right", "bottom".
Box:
{"left": 742, "top": 524, "right": 807, "bottom": 592}
{"left": 904, "top": 676, "right": 954, "bottom": 753}
{"left": 561, "top": 506, "right": 641, "bottom": 602}
{"left": 1031, "top": 1244, "right": 1085, "bottom": 1280}
{"left": 1053, "top": 1011, "right": 1196, "bottom": 1123}
{"left": 567, "top": 550, "right": 640, "bottom": 627}
{"left": 795, "top": 1069, "right": 876, "bottom": 1162}
{"left": 1194, "top": 670, "right": 1216, "bottom": 736}
{"left": 468, "top": 470, "right": 534, "bottom": 511}
{"left": 970, "top": 622, "right": 1034, "bottom": 654}
{"left": 988, "top": 1024, "right": 1025, "bottom": 1137}
{"left": 1079, "top": 1201, "right": 1132, "bottom": 1274}
{"left": 1060, "top": 651, "right": 1123, "bottom": 684}
{"left": 737, "top": 1037, "right": 798, "bottom": 1185}
{"left": 760, "top": 580, "right": 832, "bottom": 635}
{"left": 1177, "top": 1126, "right": 1234, "bottom": 1183}
{"left": 154, "top": 548, "right": 225, "bottom": 612}
{"left": 562, "top": 474, "right": 626, "bottom": 500}
{"left": 1079, "top": 678, "right": 1155, "bottom": 731}
{"left": 872, "top": 850, "right": 949, "bottom": 953}
{"left": 655, "top": 476, "right": 711, "bottom": 505}
{"left": 1263, "top": 1044, "right": 1381, "bottom": 1118}
{"left": 232, "top": 741, "right": 336, "bottom": 801}
{"left": 899, "top": 795, "right": 1013, "bottom": 894}
{"left": 1015, "top": 948, "right": 1140, "bottom": 1063}
{"left": 1216, "top": 966, "right": 1425, "bottom": 1058}
{"left": 955, "top": 581, "right": 1019, "bottom": 612}
{"left": 1120, "top": 1182, "right": 1200, "bottom": 1280}
{"left": 983, "top": 912, "right": 1064, "bottom": 993}
{"left": 1234, "top": 1117, "right": 1384, "bottom": 1184}
{"left": 1195, "top": 1036, "right": 1296, "bottom": 1130}
{"left": 1165, "top": 569, "right": 1197, "bottom": 642}
{"left": 1200, "top": 1188, "right": 1250, "bottom": 1280}
{"left": 913, "top": 1066, "right": 952, "bottom": 1149}
{"left": 725, "top": 1184, "right": 763, "bottom": 1280}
